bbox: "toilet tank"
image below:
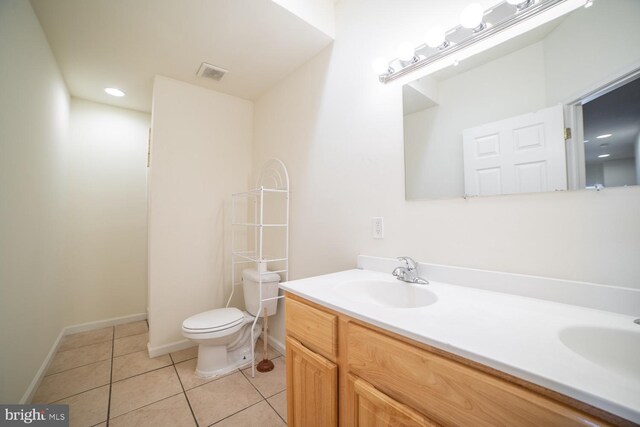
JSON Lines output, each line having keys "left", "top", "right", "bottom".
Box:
{"left": 242, "top": 268, "right": 281, "bottom": 317}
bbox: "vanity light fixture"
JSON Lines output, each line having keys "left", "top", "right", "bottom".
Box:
{"left": 397, "top": 42, "right": 419, "bottom": 63}
{"left": 596, "top": 134, "right": 612, "bottom": 139}
{"left": 460, "top": 3, "right": 487, "bottom": 32}
{"left": 507, "top": 0, "right": 536, "bottom": 10}
{"left": 372, "top": 57, "right": 394, "bottom": 76}
{"left": 104, "top": 87, "right": 125, "bottom": 97}
{"left": 598, "top": 154, "right": 610, "bottom": 158}
{"left": 425, "top": 27, "right": 450, "bottom": 49}
{"left": 374, "top": 0, "right": 593, "bottom": 84}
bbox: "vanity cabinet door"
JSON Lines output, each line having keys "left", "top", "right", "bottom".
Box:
{"left": 286, "top": 336, "right": 338, "bottom": 427}
{"left": 348, "top": 374, "right": 438, "bottom": 427}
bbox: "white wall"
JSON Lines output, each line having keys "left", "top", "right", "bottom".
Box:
{"left": 65, "top": 99, "right": 150, "bottom": 323}
{"left": 544, "top": 0, "right": 640, "bottom": 104}
{"left": 603, "top": 158, "right": 636, "bottom": 188}
{"left": 0, "top": 0, "right": 70, "bottom": 403}
{"left": 148, "top": 76, "right": 253, "bottom": 351}
{"left": 253, "top": 0, "right": 640, "bottom": 346}
{"left": 272, "top": 0, "right": 335, "bottom": 38}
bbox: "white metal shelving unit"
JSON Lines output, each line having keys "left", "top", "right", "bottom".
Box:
{"left": 227, "top": 159, "right": 289, "bottom": 377}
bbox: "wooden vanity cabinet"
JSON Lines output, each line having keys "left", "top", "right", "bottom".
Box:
{"left": 285, "top": 293, "right": 628, "bottom": 427}
{"left": 286, "top": 336, "right": 337, "bottom": 426}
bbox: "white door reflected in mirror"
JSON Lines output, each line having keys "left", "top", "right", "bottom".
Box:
{"left": 462, "top": 105, "right": 566, "bottom": 197}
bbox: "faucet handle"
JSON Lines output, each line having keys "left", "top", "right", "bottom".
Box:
{"left": 397, "top": 256, "right": 417, "bottom": 270}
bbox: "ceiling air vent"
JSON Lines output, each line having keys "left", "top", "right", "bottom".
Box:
{"left": 197, "top": 62, "right": 227, "bottom": 81}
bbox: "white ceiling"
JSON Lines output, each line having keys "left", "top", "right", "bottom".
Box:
{"left": 30, "top": 0, "right": 334, "bottom": 112}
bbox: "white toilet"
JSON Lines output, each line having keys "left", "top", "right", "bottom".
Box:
{"left": 182, "top": 268, "right": 281, "bottom": 378}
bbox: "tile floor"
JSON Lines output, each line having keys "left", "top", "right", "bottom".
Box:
{"left": 32, "top": 320, "right": 287, "bottom": 427}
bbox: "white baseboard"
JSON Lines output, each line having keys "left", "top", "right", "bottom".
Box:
{"left": 64, "top": 313, "right": 147, "bottom": 335}
{"left": 267, "top": 335, "right": 285, "bottom": 356}
{"left": 20, "top": 312, "right": 147, "bottom": 404}
{"left": 148, "top": 339, "right": 195, "bottom": 358}
{"left": 20, "top": 329, "right": 66, "bottom": 404}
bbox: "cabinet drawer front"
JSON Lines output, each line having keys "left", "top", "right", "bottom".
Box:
{"left": 286, "top": 297, "right": 338, "bottom": 360}
{"left": 349, "top": 374, "right": 438, "bottom": 427}
{"left": 346, "top": 322, "right": 609, "bottom": 427}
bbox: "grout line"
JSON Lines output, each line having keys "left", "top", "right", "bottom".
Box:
{"left": 173, "top": 363, "right": 200, "bottom": 427}
{"left": 45, "top": 355, "right": 113, "bottom": 378}
{"left": 105, "top": 327, "right": 115, "bottom": 427}
{"left": 49, "top": 383, "right": 111, "bottom": 405}
{"left": 107, "top": 392, "right": 184, "bottom": 422}
{"left": 264, "top": 392, "right": 287, "bottom": 425}
{"left": 207, "top": 399, "right": 266, "bottom": 427}
{"left": 111, "top": 363, "right": 174, "bottom": 384}
{"left": 57, "top": 337, "right": 113, "bottom": 354}
{"left": 42, "top": 358, "right": 111, "bottom": 381}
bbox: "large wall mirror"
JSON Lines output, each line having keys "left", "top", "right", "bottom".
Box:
{"left": 403, "top": 0, "right": 640, "bottom": 200}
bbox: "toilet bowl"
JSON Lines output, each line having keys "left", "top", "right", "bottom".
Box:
{"left": 182, "top": 268, "right": 281, "bottom": 378}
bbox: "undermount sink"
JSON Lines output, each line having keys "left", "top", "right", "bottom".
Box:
{"left": 559, "top": 326, "right": 640, "bottom": 382}
{"left": 333, "top": 280, "right": 438, "bottom": 309}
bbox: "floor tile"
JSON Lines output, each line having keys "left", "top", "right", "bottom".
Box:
{"left": 170, "top": 346, "right": 197, "bottom": 364}
{"left": 47, "top": 341, "right": 112, "bottom": 376}
{"left": 214, "top": 400, "right": 286, "bottom": 427}
{"left": 113, "top": 333, "right": 148, "bottom": 357}
{"left": 114, "top": 321, "right": 148, "bottom": 339}
{"left": 186, "top": 371, "right": 262, "bottom": 426}
{"left": 112, "top": 350, "right": 172, "bottom": 382}
{"left": 109, "top": 394, "right": 196, "bottom": 427}
{"left": 175, "top": 359, "right": 231, "bottom": 390}
{"left": 109, "top": 366, "right": 183, "bottom": 418}
{"left": 267, "top": 390, "right": 287, "bottom": 423}
{"left": 241, "top": 356, "right": 286, "bottom": 398}
{"left": 54, "top": 385, "right": 109, "bottom": 427}
{"left": 58, "top": 327, "right": 113, "bottom": 352}
{"left": 256, "top": 339, "right": 281, "bottom": 360}
{"left": 32, "top": 360, "right": 111, "bottom": 403}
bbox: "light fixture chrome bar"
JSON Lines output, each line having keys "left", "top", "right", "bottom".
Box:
{"left": 379, "top": 0, "right": 569, "bottom": 84}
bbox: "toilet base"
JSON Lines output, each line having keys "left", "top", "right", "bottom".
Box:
{"left": 194, "top": 323, "right": 262, "bottom": 379}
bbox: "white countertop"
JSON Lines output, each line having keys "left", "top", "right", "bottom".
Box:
{"left": 280, "top": 268, "right": 640, "bottom": 423}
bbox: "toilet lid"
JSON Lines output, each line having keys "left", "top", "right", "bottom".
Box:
{"left": 183, "top": 308, "right": 244, "bottom": 332}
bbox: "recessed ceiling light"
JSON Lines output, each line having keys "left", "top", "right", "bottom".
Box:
{"left": 104, "top": 87, "right": 125, "bottom": 97}
{"left": 598, "top": 154, "right": 610, "bottom": 158}
{"left": 583, "top": 140, "right": 589, "bottom": 143}
{"left": 596, "top": 134, "right": 611, "bottom": 139}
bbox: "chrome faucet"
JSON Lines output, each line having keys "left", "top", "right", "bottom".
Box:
{"left": 392, "top": 257, "right": 429, "bottom": 284}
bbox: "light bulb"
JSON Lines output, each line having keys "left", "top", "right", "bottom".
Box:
{"left": 507, "top": 0, "right": 534, "bottom": 9}
{"left": 104, "top": 87, "right": 125, "bottom": 97}
{"left": 372, "top": 57, "right": 390, "bottom": 75}
{"left": 460, "top": 3, "right": 485, "bottom": 29}
{"left": 425, "top": 27, "right": 447, "bottom": 48}
{"left": 397, "top": 42, "right": 416, "bottom": 62}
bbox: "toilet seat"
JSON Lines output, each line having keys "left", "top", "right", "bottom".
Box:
{"left": 182, "top": 307, "right": 244, "bottom": 333}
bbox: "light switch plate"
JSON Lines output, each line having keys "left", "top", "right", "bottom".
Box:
{"left": 372, "top": 217, "right": 384, "bottom": 239}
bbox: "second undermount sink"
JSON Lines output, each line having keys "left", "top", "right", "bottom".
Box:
{"left": 559, "top": 326, "right": 640, "bottom": 382}
{"left": 333, "top": 280, "right": 438, "bottom": 309}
